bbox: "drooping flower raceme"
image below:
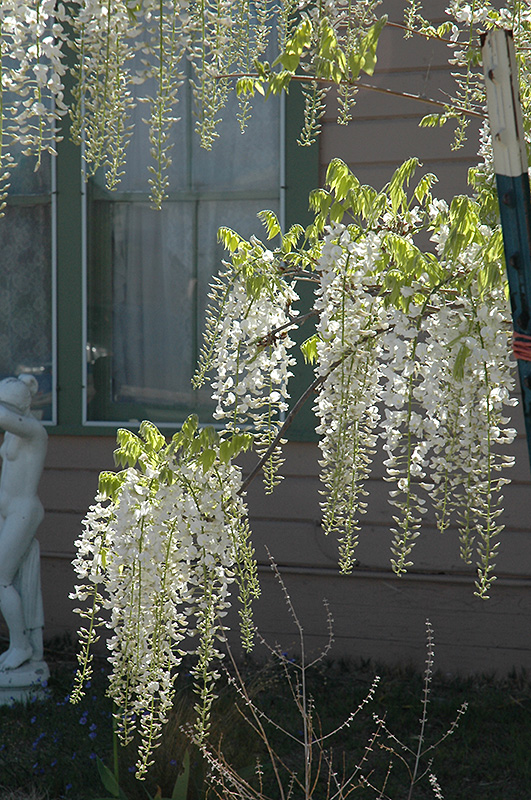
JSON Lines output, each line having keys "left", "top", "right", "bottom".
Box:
{"left": 314, "top": 223, "right": 386, "bottom": 572}
{"left": 69, "top": 0, "right": 137, "bottom": 188}
{"left": 194, "top": 232, "right": 300, "bottom": 492}
{"left": 302, "top": 157, "right": 517, "bottom": 596}
{"left": 422, "top": 212, "right": 517, "bottom": 596}
{"left": 136, "top": 0, "right": 189, "bottom": 208}
{"left": 0, "top": 0, "right": 67, "bottom": 208}
{"left": 71, "top": 419, "right": 258, "bottom": 777}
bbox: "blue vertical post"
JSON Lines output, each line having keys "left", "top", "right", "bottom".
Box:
{"left": 482, "top": 28, "right": 531, "bottom": 470}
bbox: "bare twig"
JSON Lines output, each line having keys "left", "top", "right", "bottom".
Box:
{"left": 217, "top": 72, "right": 485, "bottom": 120}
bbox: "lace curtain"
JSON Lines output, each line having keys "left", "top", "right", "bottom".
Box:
{"left": 86, "top": 87, "right": 280, "bottom": 423}
{"left": 0, "top": 155, "right": 53, "bottom": 421}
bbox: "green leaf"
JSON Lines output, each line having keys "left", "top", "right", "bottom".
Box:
{"left": 329, "top": 200, "right": 345, "bottom": 223}
{"left": 181, "top": 414, "right": 199, "bottom": 442}
{"left": 348, "top": 52, "right": 364, "bottom": 81}
{"left": 253, "top": 58, "right": 270, "bottom": 79}
{"left": 139, "top": 420, "right": 166, "bottom": 452}
{"left": 381, "top": 232, "right": 427, "bottom": 283}
{"left": 414, "top": 172, "right": 438, "bottom": 205}
{"left": 316, "top": 19, "right": 347, "bottom": 83}
{"left": 219, "top": 440, "right": 232, "bottom": 463}
{"left": 98, "top": 470, "right": 126, "bottom": 499}
{"left": 349, "top": 15, "right": 388, "bottom": 79}
{"left": 357, "top": 185, "right": 382, "bottom": 220}
{"left": 266, "top": 70, "right": 293, "bottom": 97}
{"left": 443, "top": 195, "right": 479, "bottom": 259}
{"left": 419, "top": 113, "right": 446, "bottom": 127}
{"left": 453, "top": 344, "right": 471, "bottom": 381}
{"left": 359, "top": 14, "right": 388, "bottom": 75}
{"left": 172, "top": 749, "right": 191, "bottom": 800}
{"left": 436, "top": 22, "right": 453, "bottom": 36}
{"left": 301, "top": 334, "right": 319, "bottom": 364}
{"left": 258, "top": 209, "right": 281, "bottom": 240}
{"left": 114, "top": 429, "right": 143, "bottom": 467}
{"left": 96, "top": 757, "right": 128, "bottom": 800}
{"left": 386, "top": 158, "right": 420, "bottom": 214}
{"left": 309, "top": 188, "right": 333, "bottom": 216}
{"left": 199, "top": 448, "right": 217, "bottom": 472}
{"left": 218, "top": 227, "right": 242, "bottom": 253}
{"left": 281, "top": 223, "right": 304, "bottom": 253}
{"left": 325, "top": 158, "right": 358, "bottom": 200}
{"left": 272, "top": 18, "right": 312, "bottom": 72}
{"left": 231, "top": 432, "right": 254, "bottom": 456}
{"left": 236, "top": 77, "right": 255, "bottom": 97}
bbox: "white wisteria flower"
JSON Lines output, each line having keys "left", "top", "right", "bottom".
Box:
{"left": 71, "top": 419, "right": 258, "bottom": 776}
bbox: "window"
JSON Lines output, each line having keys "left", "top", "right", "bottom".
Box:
{"left": 2, "top": 80, "right": 317, "bottom": 435}
{"left": 0, "top": 147, "right": 55, "bottom": 422}
{"left": 86, "top": 84, "right": 282, "bottom": 426}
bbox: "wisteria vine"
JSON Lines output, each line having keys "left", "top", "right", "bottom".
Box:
{"left": 55, "top": 0, "right": 531, "bottom": 779}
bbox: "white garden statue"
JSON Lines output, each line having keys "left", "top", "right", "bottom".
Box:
{"left": 0, "top": 375, "right": 49, "bottom": 700}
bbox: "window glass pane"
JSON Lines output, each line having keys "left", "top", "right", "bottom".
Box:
{"left": 90, "top": 76, "right": 190, "bottom": 194}
{"left": 196, "top": 198, "right": 280, "bottom": 322}
{"left": 0, "top": 202, "right": 53, "bottom": 421}
{"left": 86, "top": 80, "right": 281, "bottom": 424}
{"left": 87, "top": 194, "right": 280, "bottom": 423}
{"left": 0, "top": 152, "right": 53, "bottom": 422}
{"left": 87, "top": 201, "right": 196, "bottom": 420}
{"left": 191, "top": 94, "right": 280, "bottom": 191}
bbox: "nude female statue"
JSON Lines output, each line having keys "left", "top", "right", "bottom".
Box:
{"left": 0, "top": 375, "right": 48, "bottom": 672}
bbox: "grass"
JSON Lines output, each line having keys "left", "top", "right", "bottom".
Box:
{"left": 0, "top": 635, "right": 530, "bottom": 800}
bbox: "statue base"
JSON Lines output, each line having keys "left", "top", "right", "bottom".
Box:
{"left": 0, "top": 660, "right": 50, "bottom": 705}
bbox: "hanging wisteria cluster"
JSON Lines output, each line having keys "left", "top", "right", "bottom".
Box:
{"left": 196, "top": 156, "right": 516, "bottom": 597}
{"left": 193, "top": 229, "right": 300, "bottom": 492}
{"left": 0, "top": 0, "right": 389, "bottom": 208}
{"left": 60, "top": 0, "right": 531, "bottom": 778}
{"left": 71, "top": 419, "right": 258, "bottom": 775}
{"left": 1, "top": 0, "right": 531, "bottom": 206}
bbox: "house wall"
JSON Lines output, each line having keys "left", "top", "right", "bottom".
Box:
{"left": 3, "top": 0, "right": 531, "bottom": 676}
{"left": 33, "top": 414, "right": 531, "bottom": 677}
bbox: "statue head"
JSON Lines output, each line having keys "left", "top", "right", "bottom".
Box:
{"left": 0, "top": 375, "right": 39, "bottom": 414}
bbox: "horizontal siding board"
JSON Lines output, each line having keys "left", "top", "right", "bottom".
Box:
{"left": 320, "top": 116, "right": 480, "bottom": 172}
{"left": 38, "top": 511, "right": 85, "bottom": 556}
{"left": 251, "top": 518, "right": 531, "bottom": 579}
{"left": 374, "top": 26, "right": 449, "bottom": 72}
{"left": 40, "top": 468, "right": 101, "bottom": 513}
{"left": 246, "top": 475, "right": 322, "bottom": 520}
{"left": 246, "top": 472, "right": 531, "bottom": 531}
{"left": 39, "top": 557, "right": 80, "bottom": 640}
{"left": 382, "top": 0, "right": 449, "bottom": 22}
{"left": 224, "top": 570, "right": 531, "bottom": 674}
{"left": 239, "top": 441, "right": 321, "bottom": 478}
{"left": 324, "top": 67, "right": 460, "bottom": 121}
{"left": 45, "top": 435, "right": 116, "bottom": 470}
